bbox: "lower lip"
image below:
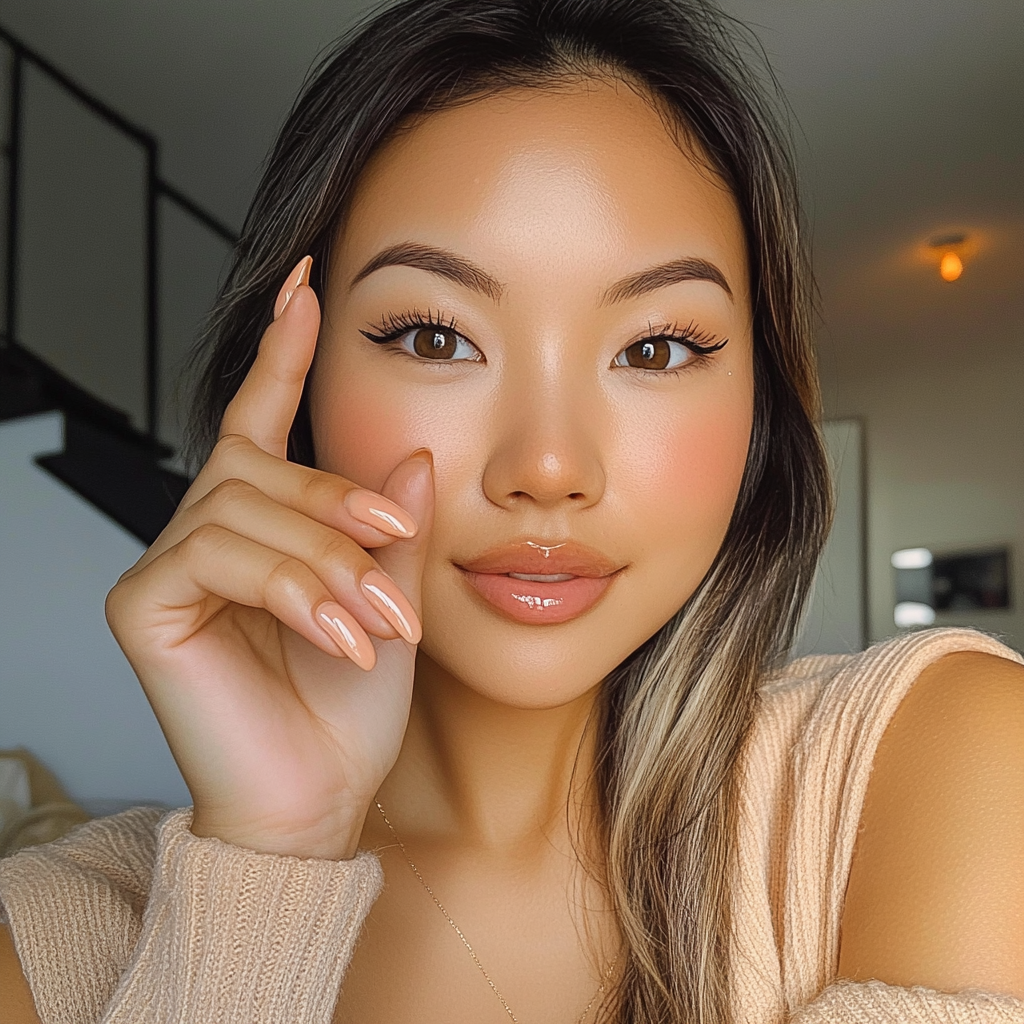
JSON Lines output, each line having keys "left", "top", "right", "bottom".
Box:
{"left": 458, "top": 570, "right": 616, "bottom": 625}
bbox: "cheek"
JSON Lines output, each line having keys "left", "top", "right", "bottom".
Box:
{"left": 311, "top": 369, "right": 423, "bottom": 489}
{"left": 616, "top": 383, "right": 752, "bottom": 567}
{"left": 311, "top": 363, "right": 486, "bottom": 498}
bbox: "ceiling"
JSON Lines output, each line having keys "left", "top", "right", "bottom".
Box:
{"left": 3, "top": 0, "right": 1021, "bottom": 387}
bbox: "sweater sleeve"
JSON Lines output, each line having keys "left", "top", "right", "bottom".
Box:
{"left": 788, "top": 978, "right": 1024, "bottom": 1023}
{"left": 0, "top": 806, "right": 383, "bottom": 1024}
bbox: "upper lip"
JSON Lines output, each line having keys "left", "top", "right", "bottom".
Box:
{"left": 455, "top": 540, "right": 625, "bottom": 578}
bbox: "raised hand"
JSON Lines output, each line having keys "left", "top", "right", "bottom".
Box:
{"left": 105, "top": 257, "right": 433, "bottom": 860}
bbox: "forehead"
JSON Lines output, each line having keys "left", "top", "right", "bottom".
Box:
{"left": 334, "top": 77, "right": 748, "bottom": 301}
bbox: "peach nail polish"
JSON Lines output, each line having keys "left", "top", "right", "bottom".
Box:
{"left": 344, "top": 489, "right": 417, "bottom": 537}
{"left": 361, "top": 570, "right": 422, "bottom": 644}
{"left": 316, "top": 602, "right": 376, "bottom": 670}
{"left": 274, "top": 255, "right": 313, "bottom": 320}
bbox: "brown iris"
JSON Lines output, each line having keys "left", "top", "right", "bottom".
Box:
{"left": 412, "top": 327, "right": 460, "bottom": 359}
{"left": 622, "top": 338, "right": 673, "bottom": 369}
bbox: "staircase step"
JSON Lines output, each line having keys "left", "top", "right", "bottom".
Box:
{"left": 0, "top": 347, "right": 58, "bottom": 422}
{"left": 36, "top": 415, "right": 189, "bottom": 545}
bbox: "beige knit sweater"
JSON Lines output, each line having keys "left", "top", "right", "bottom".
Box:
{"left": 1, "top": 627, "right": 1022, "bottom": 1024}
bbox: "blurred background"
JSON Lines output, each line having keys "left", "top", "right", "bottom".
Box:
{"left": 0, "top": 0, "right": 1021, "bottom": 815}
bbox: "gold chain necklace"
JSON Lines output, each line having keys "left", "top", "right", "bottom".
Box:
{"left": 375, "top": 801, "right": 618, "bottom": 1024}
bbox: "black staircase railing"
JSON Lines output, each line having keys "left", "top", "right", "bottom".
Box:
{"left": 0, "top": 24, "right": 238, "bottom": 543}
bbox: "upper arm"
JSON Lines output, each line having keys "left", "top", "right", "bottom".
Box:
{"left": 837, "top": 650, "right": 1024, "bottom": 998}
{"left": 0, "top": 924, "right": 42, "bottom": 1024}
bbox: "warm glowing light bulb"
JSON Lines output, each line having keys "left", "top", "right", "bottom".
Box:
{"left": 939, "top": 251, "right": 963, "bottom": 281}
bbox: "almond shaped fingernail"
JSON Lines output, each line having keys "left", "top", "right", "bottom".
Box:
{"left": 274, "top": 255, "right": 313, "bottom": 320}
{"left": 361, "top": 570, "right": 422, "bottom": 644}
{"left": 315, "top": 601, "right": 376, "bottom": 670}
{"left": 344, "top": 489, "right": 417, "bottom": 538}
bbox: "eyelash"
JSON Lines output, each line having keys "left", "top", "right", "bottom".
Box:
{"left": 626, "top": 320, "right": 728, "bottom": 377}
{"left": 360, "top": 308, "right": 461, "bottom": 344}
{"left": 359, "top": 308, "right": 728, "bottom": 375}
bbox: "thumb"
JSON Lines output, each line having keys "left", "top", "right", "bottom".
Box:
{"left": 372, "top": 450, "right": 434, "bottom": 625}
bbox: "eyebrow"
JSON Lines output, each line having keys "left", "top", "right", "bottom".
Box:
{"left": 349, "top": 242, "right": 733, "bottom": 305}
{"left": 599, "top": 256, "right": 733, "bottom": 305}
{"left": 350, "top": 242, "right": 504, "bottom": 302}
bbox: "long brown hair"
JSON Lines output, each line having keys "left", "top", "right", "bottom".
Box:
{"left": 185, "top": 2, "right": 831, "bottom": 1020}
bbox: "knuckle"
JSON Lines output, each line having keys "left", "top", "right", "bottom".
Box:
{"left": 209, "top": 433, "right": 249, "bottom": 471}
{"left": 297, "top": 469, "right": 343, "bottom": 510}
{"left": 184, "top": 521, "right": 230, "bottom": 560}
{"left": 317, "top": 533, "right": 361, "bottom": 574}
{"left": 264, "top": 554, "right": 315, "bottom": 601}
{"left": 206, "top": 476, "right": 258, "bottom": 512}
{"left": 104, "top": 581, "right": 126, "bottom": 628}
{"left": 104, "top": 564, "right": 146, "bottom": 633}
{"left": 321, "top": 532, "right": 374, "bottom": 573}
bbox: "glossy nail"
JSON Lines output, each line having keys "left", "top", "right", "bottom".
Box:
{"left": 405, "top": 448, "right": 434, "bottom": 490}
{"left": 315, "top": 602, "right": 376, "bottom": 670}
{"left": 274, "top": 255, "right": 313, "bottom": 320}
{"left": 361, "top": 570, "right": 422, "bottom": 644}
{"left": 344, "top": 489, "right": 417, "bottom": 537}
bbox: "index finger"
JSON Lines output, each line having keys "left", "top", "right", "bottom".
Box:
{"left": 219, "top": 256, "right": 317, "bottom": 459}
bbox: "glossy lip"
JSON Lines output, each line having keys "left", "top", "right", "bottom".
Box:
{"left": 455, "top": 540, "right": 626, "bottom": 625}
{"left": 455, "top": 539, "right": 623, "bottom": 578}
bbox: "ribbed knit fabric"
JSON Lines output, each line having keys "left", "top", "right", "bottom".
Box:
{"left": 787, "top": 979, "right": 1024, "bottom": 1023}
{"left": 1, "top": 627, "right": 1021, "bottom": 1024}
{"left": 0, "top": 807, "right": 382, "bottom": 1023}
{"left": 727, "top": 627, "right": 1024, "bottom": 1024}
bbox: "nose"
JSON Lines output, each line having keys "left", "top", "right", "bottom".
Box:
{"left": 481, "top": 382, "right": 606, "bottom": 512}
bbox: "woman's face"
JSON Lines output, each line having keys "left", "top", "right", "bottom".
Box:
{"left": 312, "top": 77, "right": 754, "bottom": 709}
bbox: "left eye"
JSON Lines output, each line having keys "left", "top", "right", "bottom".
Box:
{"left": 398, "top": 326, "right": 482, "bottom": 361}
{"left": 613, "top": 338, "right": 692, "bottom": 370}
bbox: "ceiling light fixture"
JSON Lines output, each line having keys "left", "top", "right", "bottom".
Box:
{"left": 929, "top": 233, "right": 967, "bottom": 282}
{"left": 939, "top": 251, "right": 963, "bottom": 281}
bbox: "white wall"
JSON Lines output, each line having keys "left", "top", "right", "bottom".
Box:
{"left": 794, "top": 419, "right": 865, "bottom": 656}
{"left": 0, "top": 412, "right": 190, "bottom": 812}
{"left": 820, "top": 286, "right": 1024, "bottom": 653}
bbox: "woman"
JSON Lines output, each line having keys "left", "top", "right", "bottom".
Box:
{"left": 1, "top": 0, "right": 1022, "bottom": 1021}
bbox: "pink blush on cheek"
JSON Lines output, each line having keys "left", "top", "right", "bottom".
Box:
{"left": 628, "top": 402, "right": 752, "bottom": 551}
{"left": 312, "top": 390, "right": 416, "bottom": 492}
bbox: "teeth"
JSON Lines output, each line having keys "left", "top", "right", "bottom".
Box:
{"left": 507, "top": 572, "right": 575, "bottom": 582}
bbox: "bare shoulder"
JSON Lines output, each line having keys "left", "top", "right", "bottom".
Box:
{"left": 838, "top": 649, "right": 1024, "bottom": 998}
{"left": 0, "top": 924, "right": 42, "bottom": 1024}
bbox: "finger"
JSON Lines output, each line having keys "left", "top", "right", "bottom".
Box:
{"left": 178, "top": 434, "right": 418, "bottom": 549}
{"left": 174, "top": 477, "right": 421, "bottom": 642}
{"left": 373, "top": 450, "right": 435, "bottom": 627}
{"left": 119, "top": 523, "right": 377, "bottom": 670}
{"left": 219, "top": 256, "right": 317, "bottom": 458}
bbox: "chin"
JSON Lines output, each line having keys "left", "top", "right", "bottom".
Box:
{"left": 416, "top": 592, "right": 675, "bottom": 712}
{"left": 417, "top": 640, "right": 610, "bottom": 710}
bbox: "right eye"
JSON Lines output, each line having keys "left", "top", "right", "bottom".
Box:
{"left": 395, "top": 326, "right": 483, "bottom": 361}
{"left": 359, "top": 313, "right": 485, "bottom": 363}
